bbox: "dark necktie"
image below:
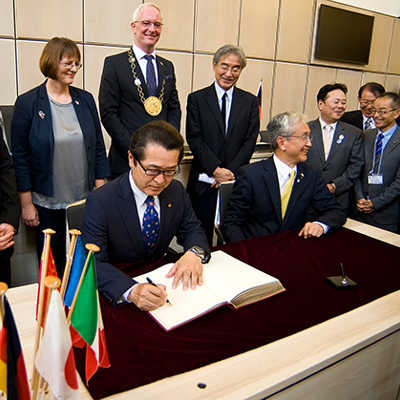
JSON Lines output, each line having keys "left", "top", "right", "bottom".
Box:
{"left": 144, "top": 55, "right": 157, "bottom": 96}
{"left": 221, "top": 93, "right": 227, "bottom": 133}
{"left": 142, "top": 196, "right": 160, "bottom": 249}
{"left": 364, "top": 117, "right": 372, "bottom": 131}
{"left": 373, "top": 133, "right": 384, "bottom": 174}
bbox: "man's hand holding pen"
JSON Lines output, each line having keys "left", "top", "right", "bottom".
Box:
{"left": 128, "top": 281, "right": 167, "bottom": 311}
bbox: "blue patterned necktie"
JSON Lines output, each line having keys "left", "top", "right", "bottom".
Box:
{"left": 373, "top": 133, "right": 384, "bottom": 174}
{"left": 364, "top": 117, "right": 372, "bottom": 131}
{"left": 143, "top": 54, "right": 157, "bottom": 96}
{"left": 142, "top": 196, "right": 160, "bottom": 249}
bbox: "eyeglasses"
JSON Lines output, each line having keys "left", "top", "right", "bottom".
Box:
{"left": 135, "top": 20, "right": 163, "bottom": 29}
{"left": 136, "top": 157, "right": 179, "bottom": 177}
{"left": 60, "top": 61, "right": 82, "bottom": 70}
{"left": 359, "top": 99, "right": 376, "bottom": 107}
{"left": 374, "top": 108, "right": 398, "bottom": 116}
{"left": 285, "top": 135, "right": 313, "bottom": 143}
{"left": 218, "top": 64, "right": 242, "bottom": 75}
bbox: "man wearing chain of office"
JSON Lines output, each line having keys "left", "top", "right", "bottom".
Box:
{"left": 99, "top": 2, "right": 181, "bottom": 179}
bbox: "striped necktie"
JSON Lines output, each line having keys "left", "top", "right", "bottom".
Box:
{"left": 281, "top": 169, "right": 296, "bottom": 219}
{"left": 372, "top": 133, "right": 384, "bottom": 174}
{"left": 364, "top": 117, "right": 373, "bottom": 131}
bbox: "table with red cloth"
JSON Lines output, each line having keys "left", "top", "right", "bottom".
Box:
{"left": 74, "top": 227, "right": 400, "bottom": 399}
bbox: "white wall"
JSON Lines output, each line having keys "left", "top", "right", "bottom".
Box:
{"left": 336, "top": 0, "right": 400, "bottom": 17}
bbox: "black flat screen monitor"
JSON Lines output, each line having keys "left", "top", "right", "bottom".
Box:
{"left": 315, "top": 5, "right": 374, "bottom": 65}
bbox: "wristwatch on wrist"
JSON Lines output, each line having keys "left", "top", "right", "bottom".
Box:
{"left": 189, "top": 246, "right": 211, "bottom": 264}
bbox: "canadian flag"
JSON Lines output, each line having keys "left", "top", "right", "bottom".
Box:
{"left": 35, "top": 290, "right": 79, "bottom": 399}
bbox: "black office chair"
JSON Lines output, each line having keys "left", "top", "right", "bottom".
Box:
{"left": 66, "top": 199, "right": 86, "bottom": 231}
{"left": 214, "top": 180, "right": 235, "bottom": 245}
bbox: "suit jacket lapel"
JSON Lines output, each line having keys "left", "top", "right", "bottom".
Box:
{"left": 262, "top": 159, "right": 282, "bottom": 222}
{"left": 283, "top": 164, "right": 308, "bottom": 223}
{"left": 38, "top": 82, "right": 54, "bottom": 153}
{"left": 310, "top": 120, "right": 325, "bottom": 164}
{"left": 130, "top": 51, "right": 148, "bottom": 97}
{"left": 117, "top": 174, "right": 147, "bottom": 253}
{"left": 204, "top": 84, "right": 225, "bottom": 136}
{"left": 326, "top": 122, "right": 345, "bottom": 162}
{"left": 155, "top": 56, "right": 167, "bottom": 97}
{"left": 226, "top": 87, "right": 240, "bottom": 137}
{"left": 383, "top": 127, "right": 400, "bottom": 156}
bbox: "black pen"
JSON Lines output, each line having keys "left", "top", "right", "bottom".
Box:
{"left": 146, "top": 277, "right": 172, "bottom": 305}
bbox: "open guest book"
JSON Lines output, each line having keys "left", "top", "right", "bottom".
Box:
{"left": 133, "top": 250, "right": 286, "bottom": 331}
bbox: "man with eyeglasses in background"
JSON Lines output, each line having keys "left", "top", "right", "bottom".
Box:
{"left": 99, "top": 3, "right": 181, "bottom": 179}
{"left": 186, "top": 44, "right": 259, "bottom": 245}
{"left": 305, "top": 83, "right": 364, "bottom": 216}
{"left": 341, "top": 82, "right": 385, "bottom": 131}
{"left": 221, "top": 112, "right": 345, "bottom": 243}
{"left": 354, "top": 92, "right": 400, "bottom": 233}
{"left": 82, "top": 121, "right": 209, "bottom": 311}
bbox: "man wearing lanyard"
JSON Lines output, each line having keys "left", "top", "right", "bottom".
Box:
{"left": 186, "top": 44, "right": 259, "bottom": 244}
{"left": 355, "top": 92, "right": 400, "bottom": 232}
{"left": 99, "top": 3, "right": 181, "bottom": 179}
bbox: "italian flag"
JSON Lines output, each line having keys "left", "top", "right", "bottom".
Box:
{"left": 35, "top": 290, "right": 79, "bottom": 399}
{"left": 70, "top": 253, "right": 110, "bottom": 384}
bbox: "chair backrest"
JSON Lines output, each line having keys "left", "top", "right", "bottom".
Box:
{"left": 66, "top": 199, "right": 86, "bottom": 230}
{"left": 0, "top": 105, "right": 14, "bottom": 152}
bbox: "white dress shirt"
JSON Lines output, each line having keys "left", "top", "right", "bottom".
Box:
{"left": 132, "top": 42, "right": 159, "bottom": 86}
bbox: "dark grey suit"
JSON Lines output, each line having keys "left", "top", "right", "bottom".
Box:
{"left": 341, "top": 110, "right": 364, "bottom": 131}
{"left": 354, "top": 126, "right": 400, "bottom": 232}
{"left": 305, "top": 119, "right": 364, "bottom": 211}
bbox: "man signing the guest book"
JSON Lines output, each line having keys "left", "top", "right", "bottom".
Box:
{"left": 82, "top": 121, "right": 210, "bottom": 311}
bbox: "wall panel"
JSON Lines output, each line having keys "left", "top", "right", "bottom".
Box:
{"left": 0, "top": 39, "right": 17, "bottom": 104}
{"left": 15, "top": 0, "right": 82, "bottom": 41}
{"left": 336, "top": 69, "right": 363, "bottom": 111}
{"left": 387, "top": 20, "right": 400, "bottom": 74}
{"left": 362, "top": 72, "right": 386, "bottom": 86}
{"left": 194, "top": 0, "right": 240, "bottom": 52}
{"left": 84, "top": 0, "right": 138, "bottom": 45}
{"left": 155, "top": 0, "right": 195, "bottom": 51}
{"left": 0, "top": 0, "right": 14, "bottom": 37}
{"left": 239, "top": 0, "right": 278, "bottom": 60}
{"left": 277, "top": 0, "right": 314, "bottom": 63}
{"left": 272, "top": 63, "right": 308, "bottom": 117}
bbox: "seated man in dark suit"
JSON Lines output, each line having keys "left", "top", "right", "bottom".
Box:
{"left": 221, "top": 112, "right": 345, "bottom": 243}
{"left": 341, "top": 82, "right": 385, "bottom": 131}
{"left": 354, "top": 92, "right": 400, "bottom": 232}
{"left": 82, "top": 121, "right": 209, "bottom": 310}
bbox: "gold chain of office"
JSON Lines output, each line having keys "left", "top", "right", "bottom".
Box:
{"left": 128, "top": 48, "right": 165, "bottom": 117}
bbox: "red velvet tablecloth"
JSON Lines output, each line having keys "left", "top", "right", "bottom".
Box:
{"left": 74, "top": 228, "right": 400, "bottom": 398}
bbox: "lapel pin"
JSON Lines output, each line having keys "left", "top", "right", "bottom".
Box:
{"left": 160, "top": 61, "right": 164, "bottom": 66}
{"left": 135, "top": 78, "right": 141, "bottom": 86}
{"left": 74, "top": 100, "right": 79, "bottom": 105}
{"left": 297, "top": 172, "right": 305, "bottom": 183}
{"left": 168, "top": 203, "right": 172, "bottom": 208}
{"left": 38, "top": 110, "right": 45, "bottom": 119}
{"left": 336, "top": 134, "right": 344, "bottom": 144}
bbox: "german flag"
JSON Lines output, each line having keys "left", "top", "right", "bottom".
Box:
{"left": 0, "top": 296, "right": 31, "bottom": 399}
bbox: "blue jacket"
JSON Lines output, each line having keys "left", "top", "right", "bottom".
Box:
{"left": 11, "top": 81, "right": 109, "bottom": 196}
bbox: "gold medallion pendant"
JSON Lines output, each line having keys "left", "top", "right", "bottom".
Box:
{"left": 144, "top": 96, "right": 162, "bottom": 116}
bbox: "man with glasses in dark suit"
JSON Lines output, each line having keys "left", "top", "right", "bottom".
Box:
{"left": 82, "top": 121, "right": 209, "bottom": 311}
{"left": 99, "top": 3, "right": 181, "bottom": 179}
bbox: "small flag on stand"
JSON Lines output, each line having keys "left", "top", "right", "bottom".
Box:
{"left": 35, "top": 288, "right": 79, "bottom": 399}
{"left": 69, "top": 249, "right": 110, "bottom": 384}
{"left": 0, "top": 293, "right": 31, "bottom": 399}
{"left": 64, "top": 235, "right": 86, "bottom": 307}
{"left": 36, "top": 238, "right": 59, "bottom": 326}
{"left": 257, "top": 80, "right": 262, "bottom": 122}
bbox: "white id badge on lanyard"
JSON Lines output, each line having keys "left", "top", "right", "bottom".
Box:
{"left": 368, "top": 174, "right": 383, "bottom": 184}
